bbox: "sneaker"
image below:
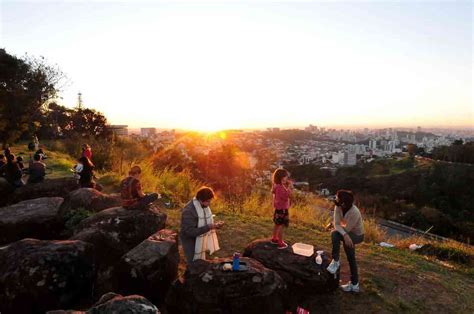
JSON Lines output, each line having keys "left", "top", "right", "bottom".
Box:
{"left": 271, "top": 238, "right": 279, "bottom": 244}
{"left": 326, "top": 259, "right": 340, "bottom": 274}
{"left": 277, "top": 241, "right": 288, "bottom": 249}
{"left": 340, "top": 281, "right": 360, "bottom": 292}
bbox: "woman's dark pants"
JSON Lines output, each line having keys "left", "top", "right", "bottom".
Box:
{"left": 331, "top": 230, "right": 364, "bottom": 285}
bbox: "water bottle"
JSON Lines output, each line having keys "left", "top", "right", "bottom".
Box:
{"left": 232, "top": 252, "right": 240, "bottom": 271}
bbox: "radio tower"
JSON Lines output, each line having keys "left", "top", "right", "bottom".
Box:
{"left": 77, "top": 92, "right": 84, "bottom": 110}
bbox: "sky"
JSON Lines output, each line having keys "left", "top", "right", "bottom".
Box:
{"left": 1, "top": 0, "right": 473, "bottom": 131}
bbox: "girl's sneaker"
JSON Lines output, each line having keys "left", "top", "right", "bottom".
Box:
{"left": 326, "top": 259, "right": 340, "bottom": 274}
{"left": 340, "top": 281, "right": 360, "bottom": 292}
{"left": 271, "top": 238, "right": 279, "bottom": 244}
{"left": 277, "top": 241, "right": 288, "bottom": 249}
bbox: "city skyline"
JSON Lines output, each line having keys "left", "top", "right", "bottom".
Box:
{"left": 2, "top": 1, "right": 472, "bottom": 131}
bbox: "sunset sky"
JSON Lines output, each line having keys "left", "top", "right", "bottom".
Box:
{"left": 1, "top": 1, "right": 472, "bottom": 131}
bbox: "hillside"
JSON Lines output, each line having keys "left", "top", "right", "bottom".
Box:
{"left": 3, "top": 145, "right": 474, "bottom": 313}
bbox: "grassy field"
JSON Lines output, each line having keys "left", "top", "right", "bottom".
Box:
{"left": 7, "top": 143, "right": 473, "bottom": 313}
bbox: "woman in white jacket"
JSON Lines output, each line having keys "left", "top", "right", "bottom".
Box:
{"left": 326, "top": 190, "right": 365, "bottom": 292}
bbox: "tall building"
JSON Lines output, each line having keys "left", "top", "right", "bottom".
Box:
{"left": 141, "top": 128, "right": 157, "bottom": 137}
{"left": 369, "top": 139, "right": 377, "bottom": 150}
{"left": 108, "top": 125, "right": 128, "bottom": 136}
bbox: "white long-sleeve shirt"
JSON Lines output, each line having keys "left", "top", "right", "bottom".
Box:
{"left": 334, "top": 205, "right": 364, "bottom": 236}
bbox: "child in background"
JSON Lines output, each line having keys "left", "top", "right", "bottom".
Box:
{"left": 271, "top": 168, "right": 292, "bottom": 249}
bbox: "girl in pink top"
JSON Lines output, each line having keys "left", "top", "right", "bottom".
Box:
{"left": 271, "top": 168, "right": 292, "bottom": 249}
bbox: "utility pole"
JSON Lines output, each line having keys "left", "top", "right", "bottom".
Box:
{"left": 77, "top": 92, "right": 83, "bottom": 110}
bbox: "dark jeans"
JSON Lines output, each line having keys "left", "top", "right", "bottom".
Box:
{"left": 331, "top": 230, "right": 364, "bottom": 285}
{"left": 129, "top": 193, "right": 158, "bottom": 210}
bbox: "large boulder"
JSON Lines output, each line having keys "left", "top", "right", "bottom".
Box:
{"left": 60, "top": 188, "right": 122, "bottom": 215}
{"left": 87, "top": 292, "right": 160, "bottom": 314}
{"left": 113, "top": 229, "right": 179, "bottom": 304}
{"left": 166, "top": 257, "right": 286, "bottom": 313}
{"left": 243, "top": 239, "right": 339, "bottom": 293}
{"left": 71, "top": 207, "right": 167, "bottom": 266}
{"left": 47, "top": 293, "right": 160, "bottom": 314}
{"left": 0, "top": 197, "right": 64, "bottom": 245}
{"left": 0, "top": 239, "right": 95, "bottom": 314}
{"left": 2, "top": 177, "right": 79, "bottom": 206}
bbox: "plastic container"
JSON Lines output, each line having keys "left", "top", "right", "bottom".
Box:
{"left": 291, "top": 243, "right": 314, "bottom": 257}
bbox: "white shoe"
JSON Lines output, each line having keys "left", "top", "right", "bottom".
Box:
{"left": 326, "top": 259, "right": 340, "bottom": 274}
{"left": 340, "top": 281, "right": 360, "bottom": 292}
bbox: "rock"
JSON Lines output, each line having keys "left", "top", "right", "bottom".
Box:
{"left": 165, "top": 257, "right": 286, "bottom": 313}
{"left": 86, "top": 292, "right": 160, "bottom": 314}
{"left": 0, "top": 177, "right": 14, "bottom": 200}
{"left": 60, "top": 188, "right": 122, "bottom": 215}
{"left": 114, "top": 229, "right": 179, "bottom": 304}
{"left": 0, "top": 239, "right": 95, "bottom": 314}
{"left": 1, "top": 178, "right": 79, "bottom": 206}
{"left": 0, "top": 197, "right": 64, "bottom": 245}
{"left": 243, "top": 239, "right": 339, "bottom": 293}
{"left": 71, "top": 207, "right": 167, "bottom": 266}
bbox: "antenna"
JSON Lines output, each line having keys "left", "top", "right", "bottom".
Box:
{"left": 77, "top": 92, "right": 83, "bottom": 109}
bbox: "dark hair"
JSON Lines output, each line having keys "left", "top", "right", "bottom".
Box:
{"left": 272, "top": 168, "right": 289, "bottom": 185}
{"left": 129, "top": 165, "right": 142, "bottom": 175}
{"left": 16, "top": 156, "right": 23, "bottom": 162}
{"left": 33, "top": 154, "right": 42, "bottom": 161}
{"left": 336, "top": 190, "right": 354, "bottom": 211}
{"left": 78, "top": 156, "right": 94, "bottom": 170}
{"left": 6, "top": 153, "right": 15, "bottom": 163}
{"left": 196, "top": 186, "right": 215, "bottom": 202}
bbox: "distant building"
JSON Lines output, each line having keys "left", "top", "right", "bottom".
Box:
{"left": 369, "top": 139, "right": 377, "bottom": 150}
{"left": 108, "top": 125, "right": 128, "bottom": 136}
{"left": 344, "top": 152, "right": 357, "bottom": 166}
{"left": 141, "top": 128, "right": 157, "bottom": 137}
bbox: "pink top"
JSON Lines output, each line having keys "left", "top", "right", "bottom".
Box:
{"left": 272, "top": 184, "right": 291, "bottom": 210}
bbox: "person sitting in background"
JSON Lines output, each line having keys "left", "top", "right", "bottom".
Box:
{"left": 4, "top": 147, "right": 11, "bottom": 158}
{"left": 120, "top": 165, "right": 158, "bottom": 210}
{"left": 27, "top": 153, "right": 46, "bottom": 184}
{"left": 81, "top": 144, "right": 92, "bottom": 160}
{"left": 77, "top": 156, "right": 97, "bottom": 189}
{"left": 16, "top": 156, "right": 25, "bottom": 171}
{"left": 326, "top": 190, "right": 365, "bottom": 293}
{"left": 35, "top": 148, "right": 47, "bottom": 160}
{"left": 0, "top": 154, "right": 6, "bottom": 169}
{"left": 0, "top": 153, "right": 24, "bottom": 187}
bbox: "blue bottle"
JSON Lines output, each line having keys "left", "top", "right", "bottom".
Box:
{"left": 232, "top": 252, "right": 240, "bottom": 271}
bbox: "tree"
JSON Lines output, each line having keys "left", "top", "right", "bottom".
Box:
{"left": 0, "top": 49, "right": 64, "bottom": 147}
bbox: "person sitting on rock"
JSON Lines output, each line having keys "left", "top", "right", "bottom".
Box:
{"left": 326, "top": 190, "right": 365, "bottom": 293}
{"left": 77, "top": 156, "right": 97, "bottom": 189}
{"left": 120, "top": 165, "right": 158, "bottom": 210}
{"left": 0, "top": 153, "right": 24, "bottom": 188}
{"left": 180, "top": 187, "right": 224, "bottom": 264}
{"left": 16, "top": 156, "right": 25, "bottom": 171}
{"left": 27, "top": 153, "right": 46, "bottom": 184}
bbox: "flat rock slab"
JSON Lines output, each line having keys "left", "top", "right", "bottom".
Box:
{"left": 0, "top": 197, "right": 64, "bottom": 244}
{"left": 71, "top": 207, "right": 167, "bottom": 266}
{"left": 0, "top": 239, "right": 95, "bottom": 314}
{"left": 166, "top": 257, "right": 286, "bottom": 313}
{"left": 2, "top": 177, "right": 79, "bottom": 206}
{"left": 243, "top": 239, "right": 339, "bottom": 293}
{"left": 115, "top": 229, "right": 179, "bottom": 305}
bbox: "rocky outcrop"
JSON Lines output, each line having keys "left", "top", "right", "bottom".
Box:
{"left": 47, "top": 293, "right": 160, "bottom": 314}
{"left": 0, "top": 197, "right": 64, "bottom": 244}
{"left": 243, "top": 239, "right": 339, "bottom": 293}
{"left": 60, "top": 188, "right": 122, "bottom": 215}
{"left": 70, "top": 207, "right": 167, "bottom": 265}
{"left": 0, "top": 239, "right": 95, "bottom": 314}
{"left": 113, "top": 229, "right": 179, "bottom": 304}
{"left": 1, "top": 178, "right": 79, "bottom": 206}
{"left": 166, "top": 257, "right": 286, "bottom": 313}
{"left": 87, "top": 293, "right": 160, "bottom": 314}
